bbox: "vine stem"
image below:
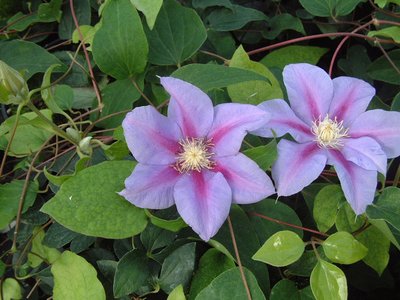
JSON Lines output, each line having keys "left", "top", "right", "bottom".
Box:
{"left": 227, "top": 216, "right": 252, "bottom": 300}
{"left": 0, "top": 104, "right": 23, "bottom": 178}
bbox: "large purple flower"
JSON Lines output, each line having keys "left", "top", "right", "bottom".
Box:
{"left": 120, "top": 77, "right": 275, "bottom": 241}
{"left": 253, "top": 63, "right": 400, "bottom": 215}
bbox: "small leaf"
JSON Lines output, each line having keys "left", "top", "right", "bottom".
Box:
{"left": 322, "top": 231, "right": 368, "bottom": 264}
{"left": 28, "top": 228, "right": 61, "bottom": 268}
{"left": 368, "top": 49, "right": 400, "bottom": 85}
{"left": 263, "top": 13, "right": 305, "bottom": 39}
{"left": 131, "top": 0, "right": 162, "bottom": 30}
{"left": 0, "top": 278, "right": 22, "bottom": 300}
{"left": 310, "top": 260, "right": 347, "bottom": 300}
{"left": 368, "top": 26, "right": 400, "bottom": 43}
{"left": 243, "top": 140, "right": 277, "bottom": 171}
{"left": 313, "top": 185, "right": 344, "bottom": 232}
{"left": 299, "top": 0, "right": 364, "bottom": 17}
{"left": 51, "top": 251, "right": 106, "bottom": 300}
{"left": 335, "top": 202, "right": 365, "bottom": 232}
{"left": 252, "top": 230, "right": 305, "bottom": 267}
{"left": 145, "top": 209, "right": 187, "bottom": 232}
{"left": 168, "top": 285, "right": 186, "bottom": 300}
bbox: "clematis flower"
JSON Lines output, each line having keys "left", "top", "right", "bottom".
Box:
{"left": 253, "top": 63, "right": 400, "bottom": 215}
{"left": 120, "top": 77, "right": 275, "bottom": 241}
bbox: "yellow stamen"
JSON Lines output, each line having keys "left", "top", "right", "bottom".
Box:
{"left": 311, "top": 114, "right": 349, "bottom": 149}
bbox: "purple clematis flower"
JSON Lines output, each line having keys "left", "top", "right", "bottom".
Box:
{"left": 253, "top": 63, "right": 400, "bottom": 215}
{"left": 120, "top": 77, "right": 275, "bottom": 241}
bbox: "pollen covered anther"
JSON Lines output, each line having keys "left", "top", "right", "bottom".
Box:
{"left": 311, "top": 114, "right": 349, "bottom": 149}
{"left": 174, "top": 137, "right": 215, "bottom": 173}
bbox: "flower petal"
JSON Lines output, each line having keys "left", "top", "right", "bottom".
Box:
{"left": 328, "top": 76, "right": 375, "bottom": 126}
{"left": 342, "top": 137, "right": 387, "bottom": 175}
{"left": 174, "top": 171, "right": 232, "bottom": 241}
{"left": 272, "top": 140, "right": 327, "bottom": 196}
{"left": 215, "top": 153, "right": 275, "bottom": 204}
{"left": 122, "top": 106, "right": 182, "bottom": 164}
{"left": 207, "top": 103, "right": 269, "bottom": 156}
{"left": 283, "top": 63, "right": 333, "bottom": 124}
{"left": 119, "top": 164, "right": 180, "bottom": 209}
{"left": 161, "top": 77, "right": 214, "bottom": 138}
{"left": 252, "top": 99, "right": 313, "bottom": 143}
{"left": 328, "top": 150, "right": 377, "bottom": 215}
{"left": 349, "top": 109, "right": 400, "bottom": 158}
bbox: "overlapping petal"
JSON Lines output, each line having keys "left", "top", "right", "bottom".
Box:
{"left": 215, "top": 153, "right": 275, "bottom": 204}
{"left": 162, "top": 77, "right": 214, "bottom": 138}
{"left": 283, "top": 63, "right": 333, "bottom": 124}
{"left": 328, "top": 150, "right": 377, "bottom": 215}
{"left": 253, "top": 99, "right": 313, "bottom": 143}
{"left": 119, "top": 164, "right": 180, "bottom": 209}
{"left": 207, "top": 103, "right": 269, "bottom": 156}
{"left": 349, "top": 109, "right": 400, "bottom": 158}
{"left": 341, "top": 137, "right": 387, "bottom": 174}
{"left": 122, "top": 106, "right": 182, "bottom": 164}
{"left": 174, "top": 171, "right": 232, "bottom": 241}
{"left": 272, "top": 140, "right": 327, "bottom": 196}
{"left": 328, "top": 77, "right": 375, "bottom": 126}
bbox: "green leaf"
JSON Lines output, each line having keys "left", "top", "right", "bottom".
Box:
{"left": 54, "top": 84, "right": 74, "bottom": 110}
{"left": 52, "top": 251, "right": 106, "bottom": 300}
{"left": 168, "top": 285, "right": 186, "bottom": 300}
{"left": 145, "top": 0, "right": 206, "bottom": 66}
{"left": 356, "top": 225, "right": 390, "bottom": 275}
{"left": 227, "top": 46, "right": 283, "bottom": 105}
{"left": 366, "top": 187, "right": 400, "bottom": 232}
{"left": 374, "top": 0, "right": 400, "bottom": 7}
{"left": 41, "top": 161, "right": 148, "bottom": 239}
{"left": 59, "top": 0, "right": 91, "bottom": 39}
{"left": 140, "top": 223, "right": 176, "bottom": 253}
{"left": 322, "top": 231, "right": 368, "bottom": 264}
{"left": 171, "top": 63, "right": 268, "bottom": 92}
{"left": 43, "top": 222, "right": 79, "bottom": 248}
{"left": 28, "top": 228, "right": 61, "bottom": 268}
{"left": 299, "top": 0, "right": 364, "bottom": 17}
{"left": 145, "top": 209, "right": 187, "bottom": 232}
{"left": 253, "top": 230, "right": 305, "bottom": 267}
{"left": 0, "top": 40, "right": 63, "bottom": 79}
{"left": 131, "top": 0, "right": 162, "bottom": 30}
{"left": 335, "top": 202, "right": 365, "bottom": 232}
{"left": 0, "top": 278, "right": 22, "bottom": 300}
{"left": 287, "top": 249, "right": 322, "bottom": 277}
{"left": 195, "top": 267, "right": 266, "bottom": 300}
{"left": 189, "top": 249, "right": 235, "bottom": 300}
{"left": 338, "top": 45, "right": 372, "bottom": 83}
{"left": 263, "top": 13, "right": 305, "bottom": 40}
{"left": 0, "top": 261, "right": 5, "bottom": 277}
{"left": 270, "top": 280, "right": 300, "bottom": 300}
{"left": 0, "top": 180, "right": 38, "bottom": 229}
{"left": 92, "top": 0, "right": 148, "bottom": 79}
{"left": 37, "top": 0, "right": 62, "bottom": 22}
{"left": 369, "top": 218, "right": 400, "bottom": 250}
{"left": 243, "top": 140, "right": 277, "bottom": 171}
{"left": 310, "top": 260, "right": 347, "bottom": 300}
{"left": 160, "top": 243, "right": 196, "bottom": 294}
{"left": 206, "top": 5, "right": 267, "bottom": 31}
{"left": 313, "top": 185, "right": 344, "bottom": 232}
{"left": 261, "top": 46, "right": 328, "bottom": 70}
{"left": 192, "top": 0, "right": 233, "bottom": 9}
{"left": 391, "top": 91, "right": 400, "bottom": 111}
{"left": 113, "top": 250, "right": 151, "bottom": 297}
{"left": 368, "top": 26, "right": 400, "bottom": 43}
{"left": 368, "top": 49, "right": 400, "bottom": 85}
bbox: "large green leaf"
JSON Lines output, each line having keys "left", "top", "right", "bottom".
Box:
{"left": 0, "top": 278, "right": 22, "bottom": 300}
{"left": 311, "top": 260, "right": 348, "bottom": 300}
{"left": 131, "top": 0, "right": 162, "bottom": 30}
{"left": 41, "top": 161, "right": 148, "bottom": 239}
{"left": 92, "top": 0, "right": 148, "bottom": 79}
{"left": 145, "top": 0, "right": 207, "bottom": 66}
{"left": 299, "top": 0, "right": 364, "bottom": 17}
{"left": 313, "top": 185, "right": 344, "bottom": 232}
{"left": 367, "top": 50, "right": 400, "bottom": 85}
{"left": 51, "top": 251, "right": 106, "bottom": 300}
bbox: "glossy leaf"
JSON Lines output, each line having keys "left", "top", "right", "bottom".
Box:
{"left": 253, "top": 230, "right": 305, "bottom": 267}
{"left": 313, "top": 185, "right": 344, "bottom": 232}
{"left": 41, "top": 161, "right": 148, "bottom": 239}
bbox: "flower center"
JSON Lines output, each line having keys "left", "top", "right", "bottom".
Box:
{"left": 174, "top": 137, "right": 215, "bottom": 173}
{"left": 311, "top": 114, "right": 349, "bottom": 149}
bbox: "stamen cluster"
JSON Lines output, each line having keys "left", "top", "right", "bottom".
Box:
{"left": 311, "top": 114, "right": 349, "bottom": 149}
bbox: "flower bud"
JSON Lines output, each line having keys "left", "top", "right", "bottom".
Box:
{"left": 0, "top": 60, "right": 29, "bottom": 105}
{"left": 79, "top": 136, "right": 93, "bottom": 156}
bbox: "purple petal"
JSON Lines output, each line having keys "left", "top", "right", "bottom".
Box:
{"left": 161, "top": 77, "right": 214, "bottom": 138}
{"left": 122, "top": 106, "right": 182, "bottom": 164}
{"left": 252, "top": 99, "right": 314, "bottom": 143}
{"left": 207, "top": 103, "right": 269, "bottom": 156}
{"left": 328, "top": 77, "right": 375, "bottom": 126}
{"left": 283, "top": 63, "right": 333, "bottom": 124}
{"left": 328, "top": 150, "right": 377, "bottom": 215}
{"left": 342, "top": 137, "right": 387, "bottom": 175}
{"left": 272, "top": 140, "right": 327, "bottom": 196}
{"left": 215, "top": 153, "right": 275, "bottom": 204}
{"left": 349, "top": 109, "right": 400, "bottom": 158}
{"left": 119, "top": 164, "right": 180, "bottom": 209}
{"left": 174, "top": 171, "right": 232, "bottom": 241}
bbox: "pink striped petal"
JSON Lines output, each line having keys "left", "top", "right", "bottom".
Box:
{"left": 342, "top": 137, "right": 387, "bottom": 175}
{"left": 174, "top": 171, "right": 232, "bottom": 241}
{"left": 207, "top": 103, "right": 269, "bottom": 156}
{"left": 215, "top": 153, "right": 275, "bottom": 204}
{"left": 272, "top": 140, "right": 327, "bottom": 196}
{"left": 119, "top": 164, "right": 181, "bottom": 209}
{"left": 328, "top": 77, "right": 375, "bottom": 126}
{"left": 283, "top": 63, "right": 333, "bottom": 124}
{"left": 328, "top": 150, "right": 377, "bottom": 215}
{"left": 122, "top": 106, "right": 182, "bottom": 164}
{"left": 252, "top": 99, "right": 313, "bottom": 143}
{"left": 349, "top": 109, "right": 400, "bottom": 158}
{"left": 162, "top": 77, "right": 214, "bottom": 138}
